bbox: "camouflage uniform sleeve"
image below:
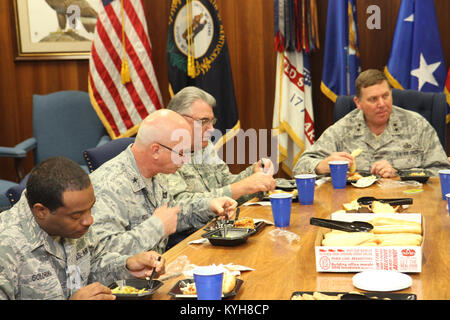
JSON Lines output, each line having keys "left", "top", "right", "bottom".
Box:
{"left": 86, "top": 230, "right": 132, "bottom": 285}
{"left": 0, "top": 233, "right": 19, "bottom": 300}
{"left": 416, "top": 119, "right": 450, "bottom": 176}
{"left": 90, "top": 191, "right": 166, "bottom": 256}
{"left": 293, "top": 124, "right": 341, "bottom": 175}
{"left": 154, "top": 175, "right": 215, "bottom": 232}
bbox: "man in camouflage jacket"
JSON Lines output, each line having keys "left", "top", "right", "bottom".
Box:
{"left": 294, "top": 69, "right": 449, "bottom": 177}
{"left": 164, "top": 86, "right": 276, "bottom": 206}
{"left": 0, "top": 157, "right": 163, "bottom": 300}
{"left": 89, "top": 110, "right": 237, "bottom": 255}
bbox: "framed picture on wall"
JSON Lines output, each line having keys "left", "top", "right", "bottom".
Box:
{"left": 13, "top": 0, "right": 101, "bottom": 60}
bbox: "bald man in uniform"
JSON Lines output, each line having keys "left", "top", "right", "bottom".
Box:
{"left": 90, "top": 109, "right": 237, "bottom": 255}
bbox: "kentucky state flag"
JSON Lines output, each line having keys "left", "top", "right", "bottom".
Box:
{"left": 320, "top": 0, "right": 360, "bottom": 102}
{"left": 384, "top": 0, "right": 447, "bottom": 94}
{"left": 167, "top": 0, "right": 239, "bottom": 148}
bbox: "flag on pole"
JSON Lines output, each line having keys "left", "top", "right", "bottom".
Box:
{"left": 88, "top": 0, "right": 163, "bottom": 139}
{"left": 273, "top": 0, "right": 318, "bottom": 176}
{"left": 320, "top": 0, "right": 361, "bottom": 102}
{"left": 384, "top": 0, "right": 447, "bottom": 94}
{"left": 273, "top": 51, "right": 315, "bottom": 176}
{"left": 445, "top": 69, "right": 450, "bottom": 123}
{"left": 167, "top": 0, "right": 239, "bottom": 149}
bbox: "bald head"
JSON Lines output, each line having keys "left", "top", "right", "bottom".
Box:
{"left": 135, "top": 109, "right": 191, "bottom": 147}
{"left": 132, "top": 109, "right": 192, "bottom": 177}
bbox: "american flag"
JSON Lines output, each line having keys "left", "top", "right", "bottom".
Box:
{"left": 88, "top": 0, "right": 163, "bottom": 139}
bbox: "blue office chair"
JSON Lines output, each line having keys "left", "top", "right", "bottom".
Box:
{"left": 0, "top": 90, "right": 111, "bottom": 208}
{"left": 0, "top": 180, "right": 17, "bottom": 212}
{"left": 333, "top": 88, "right": 447, "bottom": 149}
{"left": 83, "top": 137, "right": 135, "bottom": 172}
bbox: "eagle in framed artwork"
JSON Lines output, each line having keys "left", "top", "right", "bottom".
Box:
{"left": 44, "top": 0, "right": 98, "bottom": 34}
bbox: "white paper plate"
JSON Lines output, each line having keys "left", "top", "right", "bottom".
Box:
{"left": 352, "top": 270, "right": 412, "bottom": 292}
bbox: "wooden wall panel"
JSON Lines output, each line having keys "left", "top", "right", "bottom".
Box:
{"left": 0, "top": 0, "right": 449, "bottom": 181}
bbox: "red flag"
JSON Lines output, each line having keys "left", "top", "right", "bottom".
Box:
{"left": 88, "top": 0, "right": 163, "bottom": 139}
{"left": 445, "top": 68, "right": 450, "bottom": 123}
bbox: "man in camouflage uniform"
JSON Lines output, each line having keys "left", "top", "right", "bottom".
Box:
{"left": 0, "top": 157, "right": 164, "bottom": 300}
{"left": 293, "top": 69, "right": 449, "bottom": 177}
{"left": 89, "top": 109, "right": 237, "bottom": 255}
{"left": 162, "top": 87, "right": 277, "bottom": 246}
{"left": 164, "top": 86, "right": 276, "bottom": 205}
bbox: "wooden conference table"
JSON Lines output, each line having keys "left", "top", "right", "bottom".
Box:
{"left": 153, "top": 177, "right": 449, "bottom": 300}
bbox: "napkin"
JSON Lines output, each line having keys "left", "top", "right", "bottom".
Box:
{"left": 243, "top": 201, "right": 271, "bottom": 206}
{"left": 188, "top": 238, "right": 209, "bottom": 245}
{"left": 183, "top": 263, "right": 255, "bottom": 277}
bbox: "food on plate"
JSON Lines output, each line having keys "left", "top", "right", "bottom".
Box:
{"left": 342, "top": 199, "right": 361, "bottom": 211}
{"left": 340, "top": 199, "right": 400, "bottom": 213}
{"left": 349, "top": 149, "right": 363, "bottom": 174}
{"left": 347, "top": 172, "right": 363, "bottom": 181}
{"left": 180, "top": 282, "right": 196, "bottom": 295}
{"left": 111, "top": 285, "right": 149, "bottom": 295}
{"left": 292, "top": 291, "right": 343, "bottom": 300}
{"left": 180, "top": 272, "right": 237, "bottom": 295}
{"left": 321, "top": 217, "right": 422, "bottom": 246}
{"left": 410, "top": 172, "right": 426, "bottom": 176}
{"left": 234, "top": 217, "right": 255, "bottom": 229}
{"left": 371, "top": 201, "right": 399, "bottom": 213}
{"left": 222, "top": 271, "right": 237, "bottom": 294}
{"left": 268, "top": 189, "right": 298, "bottom": 197}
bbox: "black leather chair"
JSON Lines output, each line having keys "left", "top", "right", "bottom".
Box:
{"left": 83, "top": 137, "right": 135, "bottom": 173}
{"left": 333, "top": 88, "right": 447, "bottom": 149}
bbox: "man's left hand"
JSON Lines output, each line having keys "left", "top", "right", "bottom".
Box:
{"left": 370, "top": 160, "right": 397, "bottom": 178}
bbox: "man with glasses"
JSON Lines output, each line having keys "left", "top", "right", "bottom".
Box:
{"left": 164, "top": 87, "right": 276, "bottom": 246}
{"left": 89, "top": 109, "right": 237, "bottom": 256}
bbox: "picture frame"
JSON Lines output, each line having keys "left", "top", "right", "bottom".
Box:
{"left": 13, "top": 0, "right": 101, "bottom": 60}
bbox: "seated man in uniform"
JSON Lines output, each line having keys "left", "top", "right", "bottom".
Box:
{"left": 165, "top": 86, "right": 276, "bottom": 203}
{"left": 293, "top": 69, "right": 449, "bottom": 177}
{"left": 163, "top": 87, "right": 277, "bottom": 246}
{"left": 0, "top": 157, "right": 164, "bottom": 300}
{"left": 89, "top": 109, "right": 237, "bottom": 255}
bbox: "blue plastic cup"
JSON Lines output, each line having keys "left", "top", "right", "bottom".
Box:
{"left": 329, "top": 160, "right": 349, "bottom": 189}
{"left": 269, "top": 193, "right": 293, "bottom": 228}
{"left": 439, "top": 169, "right": 450, "bottom": 200}
{"left": 294, "top": 174, "right": 316, "bottom": 205}
{"left": 193, "top": 266, "right": 224, "bottom": 300}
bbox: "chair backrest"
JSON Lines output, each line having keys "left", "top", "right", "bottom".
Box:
{"left": 333, "top": 88, "right": 447, "bottom": 149}
{"left": 83, "top": 137, "right": 135, "bottom": 173}
{"left": 33, "top": 91, "right": 107, "bottom": 167}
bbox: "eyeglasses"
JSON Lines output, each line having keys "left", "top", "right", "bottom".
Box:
{"left": 182, "top": 114, "right": 217, "bottom": 126}
{"left": 157, "top": 143, "right": 184, "bottom": 157}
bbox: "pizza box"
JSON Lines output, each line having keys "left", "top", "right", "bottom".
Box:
{"left": 314, "top": 213, "right": 424, "bottom": 273}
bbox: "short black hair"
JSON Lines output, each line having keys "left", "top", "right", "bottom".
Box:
{"left": 26, "top": 156, "right": 91, "bottom": 212}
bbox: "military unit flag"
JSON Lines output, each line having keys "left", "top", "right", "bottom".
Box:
{"left": 385, "top": 0, "right": 447, "bottom": 92}
{"left": 273, "top": 0, "right": 318, "bottom": 175}
{"left": 88, "top": 0, "right": 163, "bottom": 139}
{"left": 167, "top": 0, "right": 239, "bottom": 148}
{"left": 320, "top": 0, "right": 361, "bottom": 102}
